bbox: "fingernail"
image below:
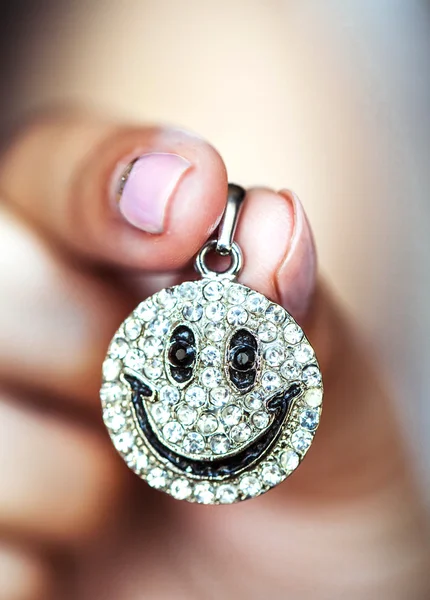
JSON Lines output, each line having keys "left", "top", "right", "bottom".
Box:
{"left": 276, "top": 190, "right": 317, "bottom": 321}
{"left": 117, "top": 153, "right": 191, "bottom": 233}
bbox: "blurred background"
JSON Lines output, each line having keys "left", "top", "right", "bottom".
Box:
{"left": 0, "top": 0, "right": 429, "bottom": 505}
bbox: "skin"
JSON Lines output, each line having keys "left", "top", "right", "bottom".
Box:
{"left": 0, "top": 111, "right": 428, "bottom": 599}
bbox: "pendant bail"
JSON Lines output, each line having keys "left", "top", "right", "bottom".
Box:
{"left": 216, "top": 184, "right": 246, "bottom": 256}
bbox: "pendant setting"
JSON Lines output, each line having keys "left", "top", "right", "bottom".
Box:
{"left": 101, "top": 184, "right": 323, "bottom": 503}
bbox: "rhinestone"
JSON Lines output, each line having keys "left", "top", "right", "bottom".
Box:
{"left": 258, "top": 322, "right": 277, "bottom": 343}
{"left": 252, "top": 411, "right": 270, "bottom": 429}
{"left": 144, "top": 358, "right": 163, "bottom": 380}
{"left": 239, "top": 475, "right": 262, "bottom": 497}
{"left": 178, "top": 281, "right": 198, "bottom": 300}
{"left": 151, "top": 403, "right": 171, "bottom": 425}
{"left": 281, "top": 359, "right": 301, "bottom": 380}
{"left": 147, "top": 467, "right": 167, "bottom": 489}
{"left": 113, "top": 431, "right": 133, "bottom": 453}
{"left": 221, "top": 404, "right": 243, "bottom": 427}
{"left": 261, "top": 463, "right": 283, "bottom": 485}
{"left": 264, "top": 344, "right": 285, "bottom": 367}
{"left": 284, "top": 322, "right": 303, "bottom": 344}
{"left": 265, "top": 303, "right": 286, "bottom": 324}
{"left": 149, "top": 316, "right": 170, "bottom": 336}
{"left": 200, "top": 346, "right": 221, "bottom": 365}
{"left": 171, "top": 478, "right": 192, "bottom": 500}
{"left": 246, "top": 292, "right": 268, "bottom": 314}
{"left": 109, "top": 337, "right": 129, "bottom": 359}
{"left": 294, "top": 343, "right": 314, "bottom": 364}
{"left": 139, "top": 335, "right": 163, "bottom": 358}
{"left": 227, "top": 285, "right": 247, "bottom": 304}
{"left": 205, "top": 302, "right": 226, "bottom": 322}
{"left": 304, "top": 387, "right": 323, "bottom": 408}
{"left": 210, "top": 386, "right": 230, "bottom": 407}
{"left": 217, "top": 484, "right": 238, "bottom": 504}
{"left": 280, "top": 449, "right": 300, "bottom": 471}
{"left": 201, "top": 367, "right": 222, "bottom": 388}
{"left": 203, "top": 280, "right": 224, "bottom": 301}
{"left": 245, "top": 391, "right": 263, "bottom": 411}
{"left": 103, "top": 358, "right": 121, "bottom": 381}
{"left": 261, "top": 371, "right": 282, "bottom": 392}
{"left": 136, "top": 302, "right": 156, "bottom": 321}
{"left": 231, "top": 423, "right": 251, "bottom": 443}
{"left": 183, "top": 302, "right": 203, "bottom": 322}
{"left": 124, "top": 318, "right": 141, "bottom": 340}
{"left": 303, "top": 365, "right": 322, "bottom": 387}
{"left": 125, "top": 348, "right": 146, "bottom": 370}
{"left": 227, "top": 306, "right": 248, "bottom": 326}
{"left": 300, "top": 408, "right": 319, "bottom": 430}
{"left": 194, "top": 482, "right": 215, "bottom": 504}
{"left": 291, "top": 429, "right": 313, "bottom": 453}
{"left": 156, "top": 288, "right": 177, "bottom": 311}
{"left": 176, "top": 403, "right": 197, "bottom": 426}
{"left": 210, "top": 434, "right": 230, "bottom": 454}
{"left": 197, "top": 412, "right": 219, "bottom": 435}
{"left": 100, "top": 383, "right": 126, "bottom": 404}
{"left": 126, "top": 449, "right": 148, "bottom": 472}
{"left": 162, "top": 421, "right": 184, "bottom": 443}
{"left": 185, "top": 386, "right": 207, "bottom": 408}
{"left": 104, "top": 407, "right": 125, "bottom": 432}
{"left": 183, "top": 432, "right": 205, "bottom": 454}
{"left": 159, "top": 385, "right": 180, "bottom": 405}
{"left": 205, "top": 323, "right": 225, "bottom": 342}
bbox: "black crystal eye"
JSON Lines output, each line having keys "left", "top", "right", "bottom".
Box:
{"left": 168, "top": 325, "right": 196, "bottom": 384}
{"left": 228, "top": 329, "right": 258, "bottom": 391}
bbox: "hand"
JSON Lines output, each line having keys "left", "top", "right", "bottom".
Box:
{"left": 0, "top": 111, "right": 428, "bottom": 600}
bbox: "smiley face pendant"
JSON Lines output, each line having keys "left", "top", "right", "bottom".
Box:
{"left": 101, "top": 185, "right": 323, "bottom": 503}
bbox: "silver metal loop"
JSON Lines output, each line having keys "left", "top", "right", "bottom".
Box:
{"left": 216, "top": 184, "right": 246, "bottom": 255}
{"left": 195, "top": 240, "right": 243, "bottom": 279}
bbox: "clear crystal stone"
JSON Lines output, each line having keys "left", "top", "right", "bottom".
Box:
{"left": 113, "top": 431, "right": 134, "bottom": 453}
{"left": 109, "top": 337, "right": 129, "bottom": 359}
{"left": 205, "top": 323, "right": 225, "bottom": 342}
{"left": 258, "top": 322, "right": 277, "bottom": 343}
{"left": 284, "top": 322, "right": 303, "bottom": 344}
{"left": 144, "top": 358, "right": 163, "bottom": 380}
{"left": 227, "top": 285, "right": 247, "bottom": 304}
{"left": 162, "top": 421, "right": 184, "bottom": 443}
{"left": 227, "top": 305, "right": 248, "bottom": 326}
{"left": 294, "top": 343, "right": 314, "bottom": 364}
{"left": 139, "top": 335, "right": 163, "bottom": 358}
{"left": 103, "top": 358, "right": 121, "bottom": 381}
{"left": 210, "top": 386, "right": 230, "bottom": 407}
{"left": 197, "top": 412, "right": 219, "bottom": 435}
{"left": 176, "top": 403, "right": 197, "bottom": 426}
{"left": 170, "top": 478, "right": 192, "bottom": 500}
{"left": 264, "top": 344, "right": 285, "bottom": 367}
{"left": 147, "top": 467, "right": 167, "bottom": 489}
{"left": 200, "top": 345, "right": 221, "bottom": 365}
{"left": 183, "top": 302, "right": 203, "bottom": 321}
{"left": 185, "top": 386, "right": 207, "bottom": 408}
{"left": 126, "top": 449, "right": 148, "bottom": 472}
{"left": 205, "top": 302, "right": 226, "bottom": 322}
{"left": 261, "top": 463, "right": 283, "bottom": 485}
{"left": 265, "top": 303, "right": 286, "bottom": 324}
{"left": 245, "top": 391, "right": 263, "bottom": 411}
{"left": 280, "top": 359, "right": 301, "bottom": 380}
{"left": 210, "top": 434, "right": 230, "bottom": 454}
{"left": 304, "top": 387, "right": 323, "bottom": 407}
{"left": 217, "top": 484, "right": 238, "bottom": 504}
{"left": 201, "top": 367, "right": 222, "bottom": 388}
{"left": 159, "top": 385, "right": 180, "bottom": 405}
{"left": 149, "top": 316, "right": 170, "bottom": 336}
{"left": 280, "top": 449, "right": 300, "bottom": 471}
{"left": 246, "top": 292, "right": 268, "bottom": 314}
{"left": 125, "top": 348, "right": 146, "bottom": 370}
{"left": 104, "top": 407, "right": 125, "bottom": 432}
{"left": 124, "top": 318, "right": 141, "bottom": 340}
{"left": 261, "top": 371, "right": 282, "bottom": 392}
{"left": 203, "top": 280, "right": 224, "bottom": 301}
{"left": 291, "top": 429, "right": 313, "bottom": 453}
{"left": 100, "top": 383, "right": 126, "bottom": 404}
{"left": 178, "top": 281, "right": 198, "bottom": 300}
{"left": 194, "top": 482, "right": 215, "bottom": 504}
{"left": 156, "top": 288, "right": 177, "bottom": 311}
{"left": 221, "top": 404, "right": 243, "bottom": 427}
{"left": 151, "top": 403, "right": 171, "bottom": 425}
{"left": 231, "top": 423, "right": 251, "bottom": 443}
{"left": 239, "top": 475, "right": 262, "bottom": 497}
{"left": 183, "top": 432, "right": 205, "bottom": 454}
{"left": 302, "top": 365, "right": 322, "bottom": 388}
{"left": 300, "top": 408, "right": 319, "bottom": 430}
{"left": 136, "top": 302, "right": 156, "bottom": 321}
{"left": 252, "top": 411, "right": 270, "bottom": 429}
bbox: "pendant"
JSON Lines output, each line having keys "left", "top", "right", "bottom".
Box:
{"left": 101, "top": 184, "right": 323, "bottom": 503}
